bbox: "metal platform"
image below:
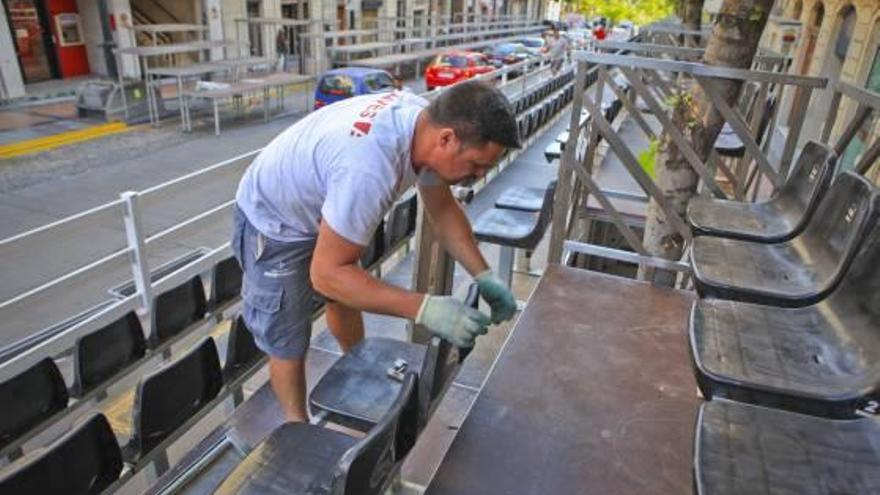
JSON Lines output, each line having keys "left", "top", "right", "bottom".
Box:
{"left": 427, "top": 265, "right": 697, "bottom": 494}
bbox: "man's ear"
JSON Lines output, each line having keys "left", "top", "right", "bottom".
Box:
{"left": 439, "top": 128, "right": 456, "bottom": 149}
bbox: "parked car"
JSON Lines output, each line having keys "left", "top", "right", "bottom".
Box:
{"left": 424, "top": 50, "right": 495, "bottom": 91}
{"left": 486, "top": 42, "right": 533, "bottom": 66}
{"left": 314, "top": 67, "right": 399, "bottom": 109}
{"left": 514, "top": 37, "right": 546, "bottom": 55}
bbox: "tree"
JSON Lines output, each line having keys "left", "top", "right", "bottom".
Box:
{"left": 640, "top": 0, "right": 775, "bottom": 285}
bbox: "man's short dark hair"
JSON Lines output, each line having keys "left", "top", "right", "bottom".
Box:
{"left": 426, "top": 80, "right": 521, "bottom": 149}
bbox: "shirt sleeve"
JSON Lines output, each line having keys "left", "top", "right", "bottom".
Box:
{"left": 321, "top": 167, "right": 395, "bottom": 247}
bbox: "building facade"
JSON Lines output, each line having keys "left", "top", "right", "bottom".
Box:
{"left": 0, "top": 0, "right": 547, "bottom": 100}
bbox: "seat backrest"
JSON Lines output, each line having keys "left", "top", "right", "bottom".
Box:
{"left": 150, "top": 275, "right": 207, "bottom": 346}
{"left": 776, "top": 141, "right": 837, "bottom": 217}
{"left": 831, "top": 192, "right": 880, "bottom": 325}
{"left": 0, "top": 413, "right": 122, "bottom": 494}
{"left": 131, "top": 337, "right": 222, "bottom": 456}
{"left": 0, "top": 357, "right": 68, "bottom": 450}
{"left": 533, "top": 180, "right": 559, "bottom": 236}
{"left": 333, "top": 373, "right": 416, "bottom": 495}
{"left": 360, "top": 219, "right": 386, "bottom": 269}
{"left": 73, "top": 310, "right": 146, "bottom": 397}
{"left": 384, "top": 189, "right": 418, "bottom": 252}
{"left": 211, "top": 257, "right": 242, "bottom": 309}
{"left": 223, "top": 315, "right": 264, "bottom": 381}
{"left": 800, "top": 171, "right": 877, "bottom": 265}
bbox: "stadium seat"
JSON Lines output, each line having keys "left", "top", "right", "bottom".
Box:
{"left": 360, "top": 219, "right": 386, "bottom": 269}
{"left": 72, "top": 311, "right": 146, "bottom": 397}
{"left": 0, "top": 357, "right": 68, "bottom": 450}
{"left": 691, "top": 172, "right": 878, "bottom": 307}
{"left": 211, "top": 257, "right": 243, "bottom": 310}
{"left": 310, "top": 285, "right": 479, "bottom": 450}
{"left": 494, "top": 186, "right": 547, "bottom": 212}
{"left": 0, "top": 413, "right": 122, "bottom": 494}
{"left": 695, "top": 399, "right": 880, "bottom": 495}
{"left": 150, "top": 275, "right": 207, "bottom": 347}
{"left": 218, "top": 374, "right": 416, "bottom": 495}
{"left": 687, "top": 141, "right": 837, "bottom": 242}
{"left": 384, "top": 189, "right": 418, "bottom": 252}
{"left": 223, "top": 316, "right": 264, "bottom": 382}
{"left": 689, "top": 210, "right": 880, "bottom": 418}
{"left": 472, "top": 181, "right": 557, "bottom": 286}
{"left": 125, "top": 337, "right": 222, "bottom": 460}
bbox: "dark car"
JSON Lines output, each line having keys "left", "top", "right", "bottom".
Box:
{"left": 314, "top": 67, "right": 399, "bottom": 109}
{"left": 486, "top": 43, "right": 532, "bottom": 66}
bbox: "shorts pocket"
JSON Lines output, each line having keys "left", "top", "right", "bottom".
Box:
{"left": 243, "top": 281, "right": 283, "bottom": 313}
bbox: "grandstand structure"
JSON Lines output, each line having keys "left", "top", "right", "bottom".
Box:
{"left": 1, "top": 21, "right": 879, "bottom": 495}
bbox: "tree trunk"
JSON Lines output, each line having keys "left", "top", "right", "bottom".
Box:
{"left": 679, "top": 0, "right": 705, "bottom": 48}
{"left": 640, "top": 0, "right": 774, "bottom": 285}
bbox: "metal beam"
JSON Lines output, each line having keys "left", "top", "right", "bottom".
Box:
{"left": 573, "top": 52, "right": 828, "bottom": 88}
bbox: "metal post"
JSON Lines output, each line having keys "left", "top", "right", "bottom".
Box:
{"left": 121, "top": 192, "right": 153, "bottom": 314}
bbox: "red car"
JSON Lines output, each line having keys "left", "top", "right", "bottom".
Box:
{"left": 425, "top": 51, "right": 495, "bottom": 91}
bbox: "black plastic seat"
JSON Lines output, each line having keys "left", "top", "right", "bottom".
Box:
{"left": 72, "top": 310, "right": 146, "bottom": 397}
{"left": 384, "top": 189, "right": 417, "bottom": 251}
{"left": 472, "top": 181, "right": 557, "bottom": 251}
{"left": 494, "top": 186, "right": 546, "bottom": 212}
{"left": 688, "top": 141, "right": 836, "bottom": 242}
{"left": 212, "top": 257, "right": 243, "bottom": 309}
{"left": 310, "top": 285, "right": 478, "bottom": 441}
{"left": 218, "top": 374, "right": 416, "bottom": 495}
{"left": 0, "top": 357, "right": 68, "bottom": 450}
{"left": 125, "top": 337, "right": 222, "bottom": 460}
{"left": 544, "top": 141, "right": 562, "bottom": 163}
{"left": 360, "top": 219, "right": 385, "bottom": 269}
{"left": 713, "top": 97, "right": 776, "bottom": 158}
{"left": 150, "top": 275, "right": 207, "bottom": 347}
{"left": 691, "top": 172, "right": 878, "bottom": 307}
{"left": 695, "top": 399, "right": 880, "bottom": 495}
{"left": 0, "top": 413, "right": 122, "bottom": 494}
{"left": 223, "top": 315, "right": 264, "bottom": 381}
{"left": 689, "top": 212, "right": 880, "bottom": 419}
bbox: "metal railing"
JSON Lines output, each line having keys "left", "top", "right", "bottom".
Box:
{"left": 547, "top": 44, "right": 829, "bottom": 274}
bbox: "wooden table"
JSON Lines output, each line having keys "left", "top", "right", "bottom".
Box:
{"left": 427, "top": 265, "right": 698, "bottom": 495}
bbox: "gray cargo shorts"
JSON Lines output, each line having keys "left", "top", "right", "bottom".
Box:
{"left": 232, "top": 206, "right": 321, "bottom": 359}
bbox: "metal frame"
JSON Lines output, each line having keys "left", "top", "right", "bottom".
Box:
{"left": 547, "top": 48, "right": 828, "bottom": 269}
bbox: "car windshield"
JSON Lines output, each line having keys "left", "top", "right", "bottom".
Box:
{"left": 518, "top": 39, "right": 544, "bottom": 48}
{"left": 494, "top": 44, "right": 522, "bottom": 55}
{"left": 437, "top": 55, "right": 469, "bottom": 67}
{"left": 470, "top": 55, "right": 490, "bottom": 66}
{"left": 363, "top": 72, "right": 396, "bottom": 92}
{"left": 319, "top": 75, "right": 355, "bottom": 96}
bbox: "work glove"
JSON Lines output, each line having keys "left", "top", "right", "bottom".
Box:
{"left": 415, "top": 295, "right": 491, "bottom": 348}
{"left": 474, "top": 270, "right": 517, "bottom": 324}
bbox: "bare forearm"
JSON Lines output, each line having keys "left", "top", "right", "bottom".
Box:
{"left": 312, "top": 264, "right": 424, "bottom": 319}
{"left": 430, "top": 201, "right": 489, "bottom": 277}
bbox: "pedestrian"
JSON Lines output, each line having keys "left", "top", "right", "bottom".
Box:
{"left": 547, "top": 30, "right": 568, "bottom": 76}
{"left": 232, "top": 81, "right": 520, "bottom": 422}
{"left": 275, "top": 29, "right": 289, "bottom": 72}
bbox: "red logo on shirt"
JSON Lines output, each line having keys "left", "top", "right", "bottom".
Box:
{"left": 351, "top": 121, "right": 372, "bottom": 137}
{"left": 349, "top": 92, "right": 400, "bottom": 137}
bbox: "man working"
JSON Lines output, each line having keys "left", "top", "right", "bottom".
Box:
{"left": 233, "top": 81, "right": 520, "bottom": 422}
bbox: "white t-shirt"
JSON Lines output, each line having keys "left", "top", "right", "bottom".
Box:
{"left": 236, "top": 91, "right": 434, "bottom": 246}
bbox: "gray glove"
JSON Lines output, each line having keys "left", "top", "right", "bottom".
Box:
{"left": 415, "top": 295, "right": 491, "bottom": 348}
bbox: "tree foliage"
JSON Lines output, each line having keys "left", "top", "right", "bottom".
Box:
{"left": 562, "top": 0, "right": 675, "bottom": 25}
